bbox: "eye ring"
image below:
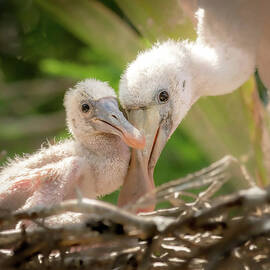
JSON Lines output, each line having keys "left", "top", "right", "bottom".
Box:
{"left": 157, "top": 90, "right": 169, "bottom": 104}
{"left": 81, "top": 103, "right": 90, "bottom": 113}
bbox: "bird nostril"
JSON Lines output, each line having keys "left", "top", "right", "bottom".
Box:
{"left": 111, "top": 114, "right": 118, "bottom": 120}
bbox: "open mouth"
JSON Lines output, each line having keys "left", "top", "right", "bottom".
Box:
{"left": 97, "top": 119, "right": 124, "bottom": 136}
{"left": 117, "top": 109, "right": 167, "bottom": 212}
{"left": 148, "top": 126, "right": 160, "bottom": 174}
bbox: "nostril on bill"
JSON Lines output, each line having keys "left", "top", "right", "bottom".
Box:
{"left": 111, "top": 114, "right": 118, "bottom": 120}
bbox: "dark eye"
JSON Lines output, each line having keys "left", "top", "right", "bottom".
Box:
{"left": 158, "top": 90, "right": 169, "bottom": 103}
{"left": 81, "top": 103, "right": 90, "bottom": 113}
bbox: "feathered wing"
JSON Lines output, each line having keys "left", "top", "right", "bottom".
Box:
{"left": 0, "top": 156, "right": 83, "bottom": 212}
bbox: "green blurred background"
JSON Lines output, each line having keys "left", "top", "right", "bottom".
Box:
{"left": 0, "top": 0, "right": 269, "bottom": 204}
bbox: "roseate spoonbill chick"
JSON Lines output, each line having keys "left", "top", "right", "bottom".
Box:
{"left": 118, "top": 0, "right": 267, "bottom": 210}
{"left": 0, "top": 79, "right": 145, "bottom": 213}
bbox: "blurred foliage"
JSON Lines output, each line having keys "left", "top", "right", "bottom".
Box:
{"left": 0, "top": 0, "right": 268, "bottom": 205}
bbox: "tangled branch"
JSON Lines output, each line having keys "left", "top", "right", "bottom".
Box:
{"left": 0, "top": 156, "right": 270, "bottom": 270}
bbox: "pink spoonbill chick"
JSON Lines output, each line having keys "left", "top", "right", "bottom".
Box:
{"left": 0, "top": 79, "right": 145, "bottom": 214}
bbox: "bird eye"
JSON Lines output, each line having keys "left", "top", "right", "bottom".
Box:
{"left": 158, "top": 90, "right": 169, "bottom": 104}
{"left": 81, "top": 103, "right": 90, "bottom": 113}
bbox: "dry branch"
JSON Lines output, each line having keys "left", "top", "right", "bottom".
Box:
{"left": 0, "top": 156, "right": 270, "bottom": 269}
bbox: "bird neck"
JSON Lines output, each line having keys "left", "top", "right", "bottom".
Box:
{"left": 185, "top": 2, "right": 261, "bottom": 99}
{"left": 77, "top": 133, "right": 124, "bottom": 154}
{"left": 187, "top": 41, "right": 255, "bottom": 99}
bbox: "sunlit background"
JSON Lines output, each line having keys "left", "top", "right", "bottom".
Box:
{"left": 1, "top": 0, "right": 269, "bottom": 204}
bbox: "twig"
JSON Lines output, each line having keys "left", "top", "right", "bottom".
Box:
{"left": 0, "top": 199, "right": 174, "bottom": 239}
{"left": 0, "top": 156, "right": 270, "bottom": 269}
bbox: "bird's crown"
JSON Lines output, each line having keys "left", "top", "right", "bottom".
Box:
{"left": 119, "top": 40, "right": 190, "bottom": 108}
{"left": 65, "top": 79, "right": 116, "bottom": 104}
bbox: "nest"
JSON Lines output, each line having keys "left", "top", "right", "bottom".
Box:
{"left": 0, "top": 156, "right": 270, "bottom": 270}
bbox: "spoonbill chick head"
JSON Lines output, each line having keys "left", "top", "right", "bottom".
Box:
{"left": 118, "top": 41, "right": 194, "bottom": 210}
{"left": 64, "top": 79, "right": 145, "bottom": 149}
